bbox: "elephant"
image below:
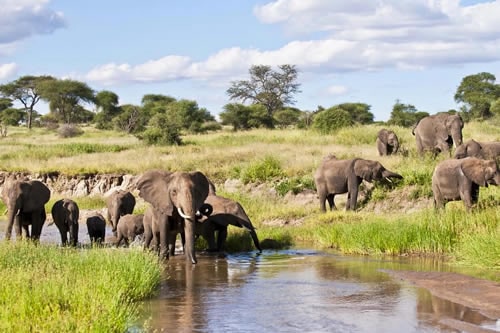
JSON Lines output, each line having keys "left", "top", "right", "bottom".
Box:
{"left": 136, "top": 169, "right": 210, "bottom": 263}
{"left": 2, "top": 178, "right": 51, "bottom": 240}
{"left": 454, "top": 139, "right": 500, "bottom": 161}
{"left": 376, "top": 129, "right": 400, "bottom": 156}
{"left": 115, "top": 214, "right": 144, "bottom": 247}
{"left": 432, "top": 157, "right": 500, "bottom": 211}
{"left": 86, "top": 213, "right": 106, "bottom": 244}
{"left": 412, "top": 113, "right": 464, "bottom": 155}
{"left": 106, "top": 190, "right": 136, "bottom": 236}
{"left": 51, "top": 198, "right": 80, "bottom": 246}
{"left": 314, "top": 157, "right": 403, "bottom": 212}
{"left": 196, "top": 184, "right": 262, "bottom": 253}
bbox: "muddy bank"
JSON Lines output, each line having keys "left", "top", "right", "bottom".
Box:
{"left": 388, "top": 270, "right": 500, "bottom": 332}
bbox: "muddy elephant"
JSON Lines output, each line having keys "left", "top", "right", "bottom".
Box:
{"left": 376, "top": 129, "right": 399, "bottom": 156}
{"left": 136, "top": 170, "right": 210, "bottom": 263}
{"left": 314, "top": 157, "right": 403, "bottom": 211}
{"left": 412, "top": 113, "right": 464, "bottom": 155}
{"left": 115, "top": 213, "right": 144, "bottom": 247}
{"left": 432, "top": 157, "right": 499, "bottom": 211}
{"left": 196, "top": 184, "right": 261, "bottom": 253}
{"left": 454, "top": 139, "right": 500, "bottom": 161}
{"left": 2, "top": 179, "right": 50, "bottom": 240}
{"left": 86, "top": 213, "right": 106, "bottom": 244}
{"left": 106, "top": 190, "right": 136, "bottom": 236}
{"left": 51, "top": 198, "right": 80, "bottom": 246}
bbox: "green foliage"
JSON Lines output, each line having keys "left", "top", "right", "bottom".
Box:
{"left": 220, "top": 103, "right": 272, "bottom": 130}
{"left": 94, "top": 90, "right": 121, "bottom": 129}
{"left": 165, "top": 99, "right": 215, "bottom": 133}
{"left": 275, "top": 175, "right": 315, "bottom": 196}
{"left": 336, "top": 103, "right": 374, "bottom": 124}
{"left": 312, "top": 107, "right": 353, "bottom": 134}
{"left": 388, "top": 100, "right": 429, "bottom": 127}
{"left": 139, "top": 113, "right": 182, "bottom": 145}
{"left": 0, "top": 108, "right": 24, "bottom": 126}
{"left": 273, "top": 107, "right": 301, "bottom": 128}
{"left": 454, "top": 72, "right": 500, "bottom": 119}
{"left": 332, "top": 125, "right": 380, "bottom": 145}
{"left": 240, "top": 156, "right": 285, "bottom": 183}
{"left": 0, "top": 243, "right": 161, "bottom": 332}
{"left": 112, "top": 104, "right": 147, "bottom": 133}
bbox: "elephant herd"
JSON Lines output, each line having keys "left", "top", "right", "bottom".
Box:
{"left": 1, "top": 112, "right": 498, "bottom": 262}
{"left": 322, "top": 113, "right": 499, "bottom": 214}
{"left": 1, "top": 170, "right": 262, "bottom": 264}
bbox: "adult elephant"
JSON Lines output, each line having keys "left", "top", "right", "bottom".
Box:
{"left": 432, "top": 157, "right": 499, "bottom": 211}
{"left": 314, "top": 157, "right": 403, "bottom": 212}
{"left": 115, "top": 214, "right": 144, "bottom": 247}
{"left": 106, "top": 190, "right": 136, "bottom": 236}
{"left": 2, "top": 179, "right": 50, "bottom": 240}
{"left": 51, "top": 198, "right": 80, "bottom": 246}
{"left": 412, "top": 113, "right": 464, "bottom": 155}
{"left": 196, "top": 184, "right": 262, "bottom": 253}
{"left": 86, "top": 213, "right": 106, "bottom": 244}
{"left": 136, "top": 170, "right": 210, "bottom": 263}
{"left": 376, "top": 129, "right": 399, "bottom": 156}
{"left": 454, "top": 139, "right": 500, "bottom": 161}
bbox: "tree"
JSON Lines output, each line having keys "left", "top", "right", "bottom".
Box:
{"left": 312, "top": 107, "right": 353, "bottom": 134}
{"left": 94, "top": 90, "right": 121, "bottom": 129}
{"left": 164, "top": 99, "right": 215, "bottom": 133}
{"left": 220, "top": 103, "right": 253, "bottom": 130}
{"left": 39, "top": 79, "right": 95, "bottom": 124}
{"left": 336, "top": 103, "right": 374, "bottom": 124}
{"left": 0, "top": 75, "right": 55, "bottom": 129}
{"left": 454, "top": 72, "right": 500, "bottom": 120}
{"left": 274, "top": 107, "right": 301, "bottom": 128}
{"left": 113, "top": 104, "right": 147, "bottom": 133}
{"left": 139, "top": 113, "right": 182, "bottom": 146}
{"left": 388, "top": 100, "right": 429, "bottom": 127}
{"left": 227, "top": 64, "right": 301, "bottom": 128}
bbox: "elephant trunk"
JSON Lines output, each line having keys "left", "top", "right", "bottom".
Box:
{"left": 452, "top": 130, "right": 463, "bottom": 148}
{"left": 184, "top": 217, "right": 197, "bottom": 264}
{"left": 5, "top": 205, "right": 18, "bottom": 240}
{"left": 383, "top": 170, "right": 403, "bottom": 181}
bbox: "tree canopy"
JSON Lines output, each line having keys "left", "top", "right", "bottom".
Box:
{"left": 454, "top": 72, "right": 500, "bottom": 120}
{"left": 388, "top": 100, "right": 429, "bottom": 127}
{"left": 227, "top": 64, "right": 301, "bottom": 127}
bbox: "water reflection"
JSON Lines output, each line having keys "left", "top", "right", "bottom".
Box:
{"left": 136, "top": 250, "right": 498, "bottom": 333}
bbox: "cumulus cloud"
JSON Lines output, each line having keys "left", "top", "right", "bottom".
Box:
{"left": 326, "top": 85, "right": 348, "bottom": 96}
{"left": 0, "top": 63, "right": 18, "bottom": 80}
{"left": 86, "top": 0, "right": 500, "bottom": 85}
{"left": 0, "top": 0, "right": 66, "bottom": 44}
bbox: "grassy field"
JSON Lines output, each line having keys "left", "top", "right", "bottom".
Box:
{"left": 1, "top": 122, "right": 499, "bottom": 271}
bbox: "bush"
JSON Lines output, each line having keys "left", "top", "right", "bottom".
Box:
{"left": 241, "top": 156, "right": 284, "bottom": 183}
{"left": 138, "top": 113, "right": 183, "bottom": 145}
{"left": 312, "top": 107, "right": 353, "bottom": 134}
{"left": 57, "top": 124, "right": 83, "bottom": 138}
{"left": 275, "top": 175, "right": 316, "bottom": 196}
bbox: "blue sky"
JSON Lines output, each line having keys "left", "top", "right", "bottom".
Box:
{"left": 1, "top": 0, "right": 499, "bottom": 121}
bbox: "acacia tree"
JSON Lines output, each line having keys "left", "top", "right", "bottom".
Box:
{"left": 454, "top": 72, "right": 500, "bottom": 119}
{"left": 94, "top": 90, "right": 121, "bottom": 129}
{"left": 227, "top": 64, "right": 301, "bottom": 128}
{"left": 0, "top": 75, "right": 55, "bottom": 129}
{"left": 39, "top": 79, "right": 95, "bottom": 124}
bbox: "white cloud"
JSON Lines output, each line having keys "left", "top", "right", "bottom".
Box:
{"left": 0, "top": 62, "right": 18, "bottom": 80}
{"left": 326, "top": 85, "right": 348, "bottom": 96}
{"left": 0, "top": 0, "right": 66, "bottom": 44}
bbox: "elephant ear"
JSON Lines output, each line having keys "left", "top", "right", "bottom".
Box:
{"left": 461, "top": 159, "right": 486, "bottom": 186}
{"left": 23, "top": 181, "right": 50, "bottom": 211}
{"left": 190, "top": 171, "right": 210, "bottom": 203}
{"left": 353, "top": 159, "right": 374, "bottom": 182}
{"left": 377, "top": 129, "right": 388, "bottom": 142}
{"left": 136, "top": 170, "right": 174, "bottom": 215}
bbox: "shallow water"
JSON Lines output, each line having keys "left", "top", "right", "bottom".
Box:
{"left": 134, "top": 250, "right": 499, "bottom": 333}
{"left": 0, "top": 221, "right": 498, "bottom": 332}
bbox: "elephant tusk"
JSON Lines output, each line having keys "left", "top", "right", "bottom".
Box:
{"left": 385, "top": 177, "right": 393, "bottom": 183}
{"left": 177, "top": 207, "right": 191, "bottom": 219}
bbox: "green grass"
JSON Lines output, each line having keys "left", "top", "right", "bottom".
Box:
{"left": 0, "top": 242, "right": 162, "bottom": 332}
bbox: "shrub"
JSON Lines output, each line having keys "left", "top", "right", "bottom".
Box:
{"left": 57, "top": 124, "right": 83, "bottom": 138}
{"left": 312, "top": 107, "right": 353, "bottom": 134}
{"left": 241, "top": 156, "right": 284, "bottom": 183}
{"left": 275, "top": 175, "right": 316, "bottom": 196}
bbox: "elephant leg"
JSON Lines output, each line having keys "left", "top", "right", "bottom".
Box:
{"left": 202, "top": 221, "right": 218, "bottom": 252}
{"left": 318, "top": 191, "right": 327, "bottom": 212}
{"left": 216, "top": 225, "right": 228, "bottom": 251}
{"left": 59, "top": 228, "right": 68, "bottom": 246}
{"left": 14, "top": 215, "right": 23, "bottom": 240}
{"left": 249, "top": 229, "right": 262, "bottom": 252}
{"left": 326, "top": 194, "right": 336, "bottom": 211}
{"left": 31, "top": 211, "right": 45, "bottom": 241}
{"left": 159, "top": 224, "right": 169, "bottom": 260}
{"left": 70, "top": 224, "right": 78, "bottom": 247}
{"left": 168, "top": 231, "right": 177, "bottom": 256}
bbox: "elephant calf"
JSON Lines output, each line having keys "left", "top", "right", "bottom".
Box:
{"left": 454, "top": 139, "right": 500, "bottom": 161}
{"left": 115, "top": 214, "right": 145, "bottom": 247}
{"left": 376, "top": 129, "right": 399, "bottom": 156}
{"left": 51, "top": 198, "right": 80, "bottom": 247}
{"left": 86, "top": 213, "right": 106, "bottom": 244}
{"left": 432, "top": 157, "right": 500, "bottom": 211}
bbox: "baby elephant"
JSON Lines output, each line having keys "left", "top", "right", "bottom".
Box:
{"left": 115, "top": 214, "right": 145, "bottom": 247}
{"left": 86, "top": 213, "right": 106, "bottom": 245}
{"left": 432, "top": 157, "right": 500, "bottom": 211}
{"left": 454, "top": 139, "right": 500, "bottom": 161}
{"left": 376, "top": 129, "right": 399, "bottom": 156}
{"left": 51, "top": 198, "right": 80, "bottom": 247}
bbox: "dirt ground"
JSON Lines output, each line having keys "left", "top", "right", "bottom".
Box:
{"left": 388, "top": 270, "right": 500, "bottom": 332}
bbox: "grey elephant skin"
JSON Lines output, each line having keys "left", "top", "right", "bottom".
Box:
{"left": 86, "top": 213, "right": 106, "bottom": 244}
{"left": 51, "top": 198, "right": 80, "bottom": 246}
{"left": 2, "top": 179, "right": 50, "bottom": 240}
{"left": 314, "top": 156, "right": 403, "bottom": 212}
{"left": 196, "top": 184, "right": 262, "bottom": 253}
{"left": 376, "top": 129, "right": 399, "bottom": 156}
{"left": 136, "top": 169, "right": 210, "bottom": 264}
{"left": 454, "top": 139, "right": 500, "bottom": 161}
{"left": 106, "top": 190, "right": 136, "bottom": 235}
{"left": 412, "top": 113, "right": 464, "bottom": 155}
{"left": 432, "top": 157, "right": 500, "bottom": 211}
{"left": 115, "top": 213, "right": 144, "bottom": 247}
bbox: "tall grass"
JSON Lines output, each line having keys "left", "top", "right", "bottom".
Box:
{"left": 0, "top": 242, "right": 162, "bottom": 332}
